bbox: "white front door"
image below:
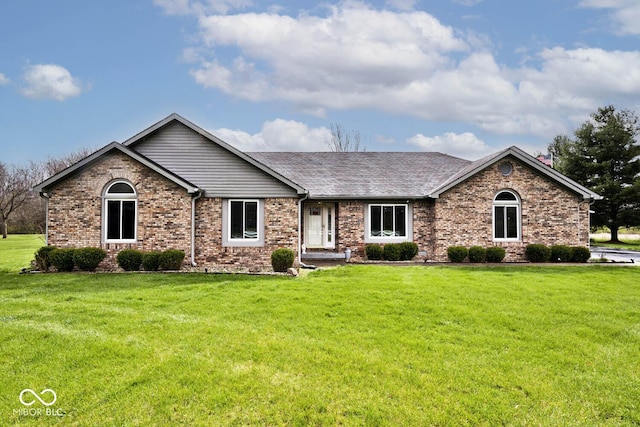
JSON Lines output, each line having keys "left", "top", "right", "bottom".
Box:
{"left": 305, "top": 204, "right": 335, "bottom": 249}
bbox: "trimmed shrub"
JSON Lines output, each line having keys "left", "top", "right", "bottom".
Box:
{"left": 383, "top": 243, "right": 402, "bottom": 261}
{"left": 571, "top": 246, "right": 591, "bottom": 263}
{"left": 142, "top": 251, "right": 162, "bottom": 271}
{"left": 365, "top": 244, "right": 383, "bottom": 261}
{"left": 117, "top": 249, "right": 144, "bottom": 271}
{"left": 50, "top": 248, "right": 76, "bottom": 272}
{"left": 35, "top": 246, "right": 56, "bottom": 272}
{"left": 486, "top": 246, "right": 506, "bottom": 263}
{"left": 73, "top": 247, "right": 107, "bottom": 271}
{"left": 271, "top": 248, "right": 295, "bottom": 272}
{"left": 159, "top": 249, "right": 186, "bottom": 271}
{"left": 399, "top": 242, "right": 419, "bottom": 261}
{"left": 447, "top": 246, "right": 468, "bottom": 263}
{"left": 525, "top": 244, "right": 552, "bottom": 263}
{"left": 468, "top": 246, "right": 486, "bottom": 263}
{"left": 550, "top": 245, "right": 573, "bottom": 263}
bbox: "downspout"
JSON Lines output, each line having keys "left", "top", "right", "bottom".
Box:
{"left": 577, "top": 198, "right": 581, "bottom": 245}
{"left": 298, "top": 192, "right": 309, "bottom": 266}
{"left": 588, "top": 197, "right": 596, "bottom": 250}
{"left": 40, "top": 192, "right": 50, "bottom": 246}
{"left": 191, "top": 190, "right": 203, "bottom": 267}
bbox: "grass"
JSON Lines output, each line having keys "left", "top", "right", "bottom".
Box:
{"left": 0, "top": 234, "right": 45, "bottom": 273}
{"left": 591, "top": 237, "right": 640, "bottom": 251}
{"left": 1, "top": 266, "right": 639, "bottom": 425}
{"left": 591, "top": 228, "right": 640, "bottom": 251}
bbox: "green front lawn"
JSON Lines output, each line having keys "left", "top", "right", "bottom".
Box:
{"left": 0, "top": 234, "right": 45, "bottom": 273}
{"left": 1, "top": 266, "right": 639, "bottom": 425}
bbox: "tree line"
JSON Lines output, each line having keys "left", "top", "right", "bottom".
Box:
{"left": 0, "top": 148, "right": 94, "bottom": 238}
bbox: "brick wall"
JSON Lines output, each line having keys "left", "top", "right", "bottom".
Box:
{"left": 47, "top": 151, "right": 590, "bottom": 268}
{"left": 194, "top": 197, "right": 299, "bottom": 271}
{"left": 47, "top": 152, "right": 301, "bottom": 271}
{"left": 412, "top": 200, "right": 436, "bottom": 260}
{"left": 432, "top": 158, "right": 590, "bottom": 261}
{"left": 47, "top": 152, "right": 193, "bottom": 269}
{"left": 336, "top": 201, "right": 366, "bottom": 260}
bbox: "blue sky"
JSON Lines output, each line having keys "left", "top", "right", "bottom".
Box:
{"left": 1, "top": 0, "right": 639, "bottom": 164}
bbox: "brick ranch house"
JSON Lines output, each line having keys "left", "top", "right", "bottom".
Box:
{"left": 34, "top": 114, "right": 601, "bottom": 270}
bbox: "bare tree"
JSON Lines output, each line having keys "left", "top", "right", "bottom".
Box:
{"left": 34, "top": 147, "right": 95, "bottom": 183}
{"left": 327, "top": 124, "right": 366, "bottom": 152}
{"left": 4, "top": 147, "right": 96, "bottom": 237}
{"left": 0, "top": 162, "right": 33, "bottom": 238}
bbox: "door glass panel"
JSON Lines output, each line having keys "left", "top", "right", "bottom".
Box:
{"left": 306, "top": 206, "right": 323, "bottom": 247}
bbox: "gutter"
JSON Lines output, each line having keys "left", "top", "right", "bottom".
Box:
{"left": 191, "top": 190, "right": 204, "bottom": 267}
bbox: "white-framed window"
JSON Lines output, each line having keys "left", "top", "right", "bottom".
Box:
{"left": 222, "top": 199, "right": 264, "bottom": 247}
{"left": 493, "top": 190, "right": 520, "bottom": 241}
{"left": 366, "top": 203, "right": 410, "bottom": 242}
{"left": 229, "top": 199, "right": 259, "bottom": 241}
{"left": 103, "top": 181, "right": 137, "bottom": 243}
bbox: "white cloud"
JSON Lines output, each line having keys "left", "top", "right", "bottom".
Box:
{"left": 407, "top": 132, "right": 492, "bottom": 159}
{"left": 21, "top": 64, "right": 86, "bottom": 101}
{"left": 0, "top": 72, "right": 9, "bottom": 86}
{"left": 213, "top": 119, "right": 331, "bottom": 151}
{"left": 190, "top": 2, "right": 468, "bottom": 109}
{"left": 579, "top": 0, "right": 640, "bottom": 35}
{"left": 169, "top": 2, "right": 640, "bottom": 140}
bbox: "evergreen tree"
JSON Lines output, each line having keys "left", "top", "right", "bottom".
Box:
{"left": 549, "top": 106, "right": 640, "bottom": 242}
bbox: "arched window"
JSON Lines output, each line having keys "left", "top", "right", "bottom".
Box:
{"left": 104, "top": 181, "right": 137, "bottom": 242}
{"left": 493, "top": 190, "right": 520, "bottom": 241}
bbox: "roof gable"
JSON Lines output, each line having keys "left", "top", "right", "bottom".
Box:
{"left": 33, "top": 142, "right": 200, "bottom": 194}
{"left": 428, "top": 146, "right": 602, "bottom": 201}
{"left": 123, "top": 114, "right": 305, "bottom": 197}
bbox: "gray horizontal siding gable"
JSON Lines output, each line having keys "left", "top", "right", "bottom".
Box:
{"left": 129, "top": 120, "right": 299, "bottom": 198}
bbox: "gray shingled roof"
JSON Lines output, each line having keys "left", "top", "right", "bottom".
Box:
{"left": 248, "top": 152, "right": 471, "bottom": 199}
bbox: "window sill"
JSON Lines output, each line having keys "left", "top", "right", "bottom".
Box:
{"left": 365, "top": 236, "right": 411, "bottom": 244}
